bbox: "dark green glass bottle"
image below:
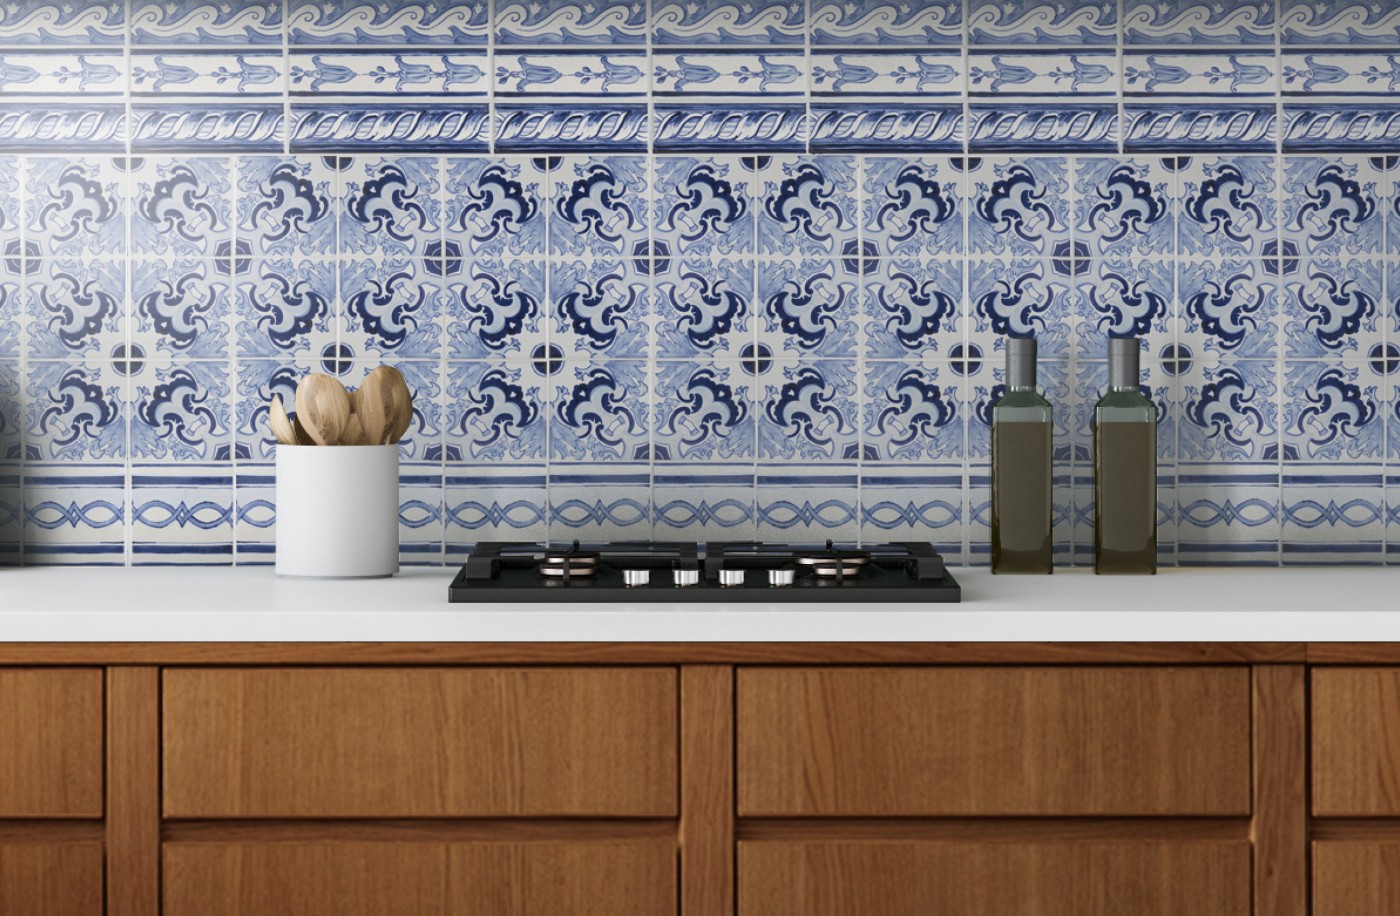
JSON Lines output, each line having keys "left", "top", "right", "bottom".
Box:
{"left": 1094, "top": 338, "right": 1157, "bottom": 574}
{"left": 991, "top": 338, "right": 1053, "bottom": 574}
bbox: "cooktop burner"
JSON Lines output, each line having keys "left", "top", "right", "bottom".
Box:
{"left": 448, "top": 541, "right": 960, "bottom": 603}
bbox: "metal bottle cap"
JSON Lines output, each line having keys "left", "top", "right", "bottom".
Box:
{"left": 1108, "top": 337, "right": 1142, "bottom": 390}
{"left": 1005, "top": 337, "right": 1038, "bottom": 389}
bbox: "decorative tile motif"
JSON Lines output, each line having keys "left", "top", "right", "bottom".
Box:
{"left": 290, "top": 1, "right": 489, "bottom": 45}
{"left": 0, "top": 3, "right": 125, "bottom": 45}
{"left": 0, "top": 3, "right": 1397, "bottom": 566}
{"left": 132, "top": 1, "right": 283, "bottom": 45}
{"left": 968, "top": 0, "right": 1117, "bottom": 45}
{"left": 653, "top": 0, "right": 805, "bottom": 45}
{"left": 810, "top": 0, "right": 961, "bottom": 46}
{"left": 495, "top": 0, "right": 646, "bottom": 45}
{"left": 290, "top": 52, "right": 490, "bottom": 96}
{"left": 1124, "top": 0, "right": 1275, "bottom": 45}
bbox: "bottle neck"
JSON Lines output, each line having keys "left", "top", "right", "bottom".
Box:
{"left": 1107, "top": 339, "right": 1141, "bottom": 391}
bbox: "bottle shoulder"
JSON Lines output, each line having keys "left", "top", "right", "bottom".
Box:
{"left": 992, "top": 389, "right": 1052, "bottom": 410}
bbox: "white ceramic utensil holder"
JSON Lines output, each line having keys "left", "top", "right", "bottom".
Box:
{"left": 276, "top": 444, "right": 399, "bottom": 578}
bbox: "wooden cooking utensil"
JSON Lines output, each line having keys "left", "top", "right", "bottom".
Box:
{"left": 383, "top": 368, "right": 413, "bottom": 444}
{"left": 295, "top": 373, "right": 352, "bottom": 446}
{"left": 342, "top": 414, "right": 366, "bottom": 446}
{"left": 268, "top": 394, "right": 297, "bottom": 446}
{"left": 291, "top": 414, "right": 315, "bottom": 446}
{"left": 356, "top": 367, "right": 394, "bottom": 446}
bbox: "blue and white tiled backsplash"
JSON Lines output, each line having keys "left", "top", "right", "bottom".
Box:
{"left": 2, "top": 1, "right": 1400, "bottom": 567}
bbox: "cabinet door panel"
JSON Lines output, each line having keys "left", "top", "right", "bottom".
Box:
{"left": 1314, "top": 841, "right": 1400, "bottom": 915}
{"left": 0, "top": 669, "right": 103, "bottom": 817}
{"left": 0, "top": 842, "right": 103, "bottom": 916}
{"left": 738, "top": 667, "right": 1251, "bottom": 815}
{"left": 740, "top": 840, "right": 1250, "bottom": 916}
{"left": 1312, "top": 668, "right": 1400, "bottom": 815}
{"left": 163, "top": 668, "right": 677, "bottom": 817}
{"left": 164, "top": 841, "right": 675, "bottom": 916}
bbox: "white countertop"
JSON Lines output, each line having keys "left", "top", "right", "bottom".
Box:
{"left": 0, "top": 565, "right": 1396, "bottom": 642}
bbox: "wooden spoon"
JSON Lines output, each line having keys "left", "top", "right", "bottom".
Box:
{"left": 295, "top": 373, "right": 351, "bottom": 446}
{"left": 342, "top": 414, "right": 366, "bottom": 446}
{"left": 356, "top": 368, "right": 394, "bottom": 446}
{"left": 383, "top": 368, "right": 413, "bottom": 444}
{"left": 291, "top": 414, "right": 315, "bottom": 446}
{"left": 268, "top": 394, "right": 297, "bottom": 446}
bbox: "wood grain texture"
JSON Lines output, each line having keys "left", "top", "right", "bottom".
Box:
{"left": 738, "top": 841, "right": 1252, "bottom": 916}
{"left": 0, "top": 842, "right": 103, "bottom": 916}
{"left": 1312, "top": 668, "right": 1400, "bottom": 815}
{"left": 163, "top": 667, "right": 678, "bottom": 818}
{"left": 163, "top": 841, "right": 677, "bottom": 916}
{"left": 680, "top": 667, "right": 733, "bottom": 916}
{"left": 738, "top": 667, "right": 1252, "bottom": 816}
{"left": 107, "top": 668, "right": 160, "bottom": 916}
{"left": 1313, "top": 841, "right": 1400, "bottom": 915}
{"left": 0, "top": 669, "right": 102, "bottom": 817}
{"left": 1309, "top": 645, "right": 1400, "bottom": 663}
{"left": 1252, "top": 665, "right": 1307, "bottom": 916}
{"left": 0, "top": 642, "right": 1306, "bottom": 665}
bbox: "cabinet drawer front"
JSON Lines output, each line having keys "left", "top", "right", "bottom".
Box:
{"left": 1312, "top": 669, "right": 1400, "bottom": 815}
{"left": 0, "top": 669, "right": 103, "bottom": 817}
{"left": 740, "top": 840, "right": 1251, "bottom": 916}
{"left": 0, "top": 842, "right": 104, "bottom": 916}
{"left": 163, "top": 668, "right": 677, "bottom": 817}
{"left": 1314, "top": 841, "right": 1400, "bottom": 915}
{"left": 164, "top": 841, "right": 676, "bottom": 916}
{"left": 738, "top": 667, "right": 1251, "bottom": 815}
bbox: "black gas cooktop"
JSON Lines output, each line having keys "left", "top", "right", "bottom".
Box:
{"left": 448, "top": 541, "right": 961, "bottom": 603}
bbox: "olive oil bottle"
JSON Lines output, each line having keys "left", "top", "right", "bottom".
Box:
{"left": 1093, "top": 338, "right": 1157, "bottom": 574}
{"left": 991, "top": 338, "right": 1053, "bottom": 574}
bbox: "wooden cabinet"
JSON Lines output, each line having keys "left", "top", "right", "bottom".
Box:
{"left": 9, "top": 642, "right": 1400, "bottom": 916}
{"left": 738, "top": 667, "right": 1252, "bottom": 816}
{"left": 1313, "top": 842, "right": 1400, "bottom": 915}
{"left": 1312, "top": 668, "right": 1400, "bottom": 815}
{"left": 163, "top": 668, "right": 678, "bottom": 818}
{"left": 0, "top": 669, "right": 103, "bottom": 817}
{"left": 0, "top": 842, "right": 104, "bottom": 916}
{"left": 739, "top": 840, "right": 1252, "bottom": 916}
{"left": 164, "top": 841, "right": 676, "bottom": 916}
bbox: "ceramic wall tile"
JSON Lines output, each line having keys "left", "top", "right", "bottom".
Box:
{"left": 549, "top": 156, "right": 648, "bottom": 258}
{"left": 1281, "top": 0, "right": 1400, "bottom": 45}
{"left": 445, "top": 357, "right": 548, "bottom": 463}
{"left": 863, "top": 258, "right": 962, "bottom": 360}
{"left": 653, "top": 465, "right": 757, "bottom": 540}
{"left": 548, "top": 464, "right": 652, "bottom": 541}
{"left": 1177, "top": 464, "right": 1281, "bottom": 564}
{"left": 653, "top": 0, "right": 805, "bottom": 45}
{"left": 495, "top": 0, "right": 646, "bottom": 45}
{"left": 1282, "top": 357, "right": 1384, "bottom": 461}
{"left": 290, "top": 1, "right": 488, "bottom": 45}
{"left": 653, "top": 360, "right": 756, "bottom": 462}
{"left": 131, "top": 1, "right": 283, "bottom": 45}
{"left": 968, "top": 0, "right": 1117, "bottom": 45}
{"left": 22, "top": 466, "right": 126, "bottom": 565}
{"left": 444, "top": 465, "right": 549, "bottom": 549}
{"left": 1124, "top": 0, "right": 1276, "bottom": 45}
{"left": 0, "top": 3, "right": 126, "bottom": 45}
{"left": 861, "top": 158, "right": 963, "bottom": 259}
{"left": 810, "top": 0, "right": 961, "bottom": 46}
{"left": 1282, "top": 463, "right": 1386, "bottom": 563}
{"left": 1, "top": 1, "right": 1398, "bottom": 565}
{"left": 549, "top": 357, "right": 650, "bottom": 462}
{"left": 131, "top": 465, "right": 234, "bottom": 565}
{"left": 757, "top": 463, "right": 859, "bottom": 542}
